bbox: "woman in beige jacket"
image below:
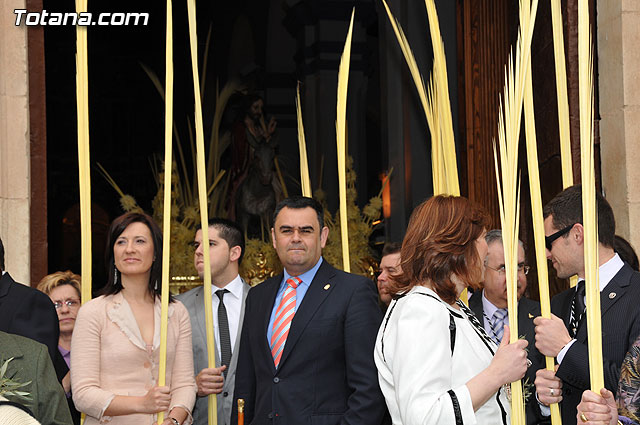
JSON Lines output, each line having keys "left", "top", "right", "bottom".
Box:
{"left": 71, "top": 213, "right": 196, "bottom": 425}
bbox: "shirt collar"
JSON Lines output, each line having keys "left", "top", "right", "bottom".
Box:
{"left": 481, "top": 290, "right": 505, "bottom": 319}
{"left": 213, "top": 274, "right": 243, "bottom": 300}
{"left": 596, "top": 252, "right": 624, "bottom": 292}
{"left": 283, "top": 257, "right": 324, "bottom": 288}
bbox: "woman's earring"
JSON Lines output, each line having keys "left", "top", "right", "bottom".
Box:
{"left": 114, "top": 268, "right": 118, "bottom": 286}
{"left": 154, "top": 280, "right": 158, "bottom": 291}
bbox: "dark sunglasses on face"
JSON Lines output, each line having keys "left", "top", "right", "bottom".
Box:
{"left": 545, "top": 224, "right": 575, "bottom": 251}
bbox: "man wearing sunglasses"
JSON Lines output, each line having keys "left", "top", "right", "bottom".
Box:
{"left": 533, "top": 184, "right": 640, "bottom": 425}
{"left": 469, "top": 229, "right": 547, "bottom": 425}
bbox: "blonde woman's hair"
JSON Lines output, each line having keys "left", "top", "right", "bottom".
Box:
{"left": 36, "top": 271, "right": 81, "bottom": 298}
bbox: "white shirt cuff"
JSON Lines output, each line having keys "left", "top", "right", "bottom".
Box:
{"left": 536, "top": 391, "right": 551, "bottom": 417}
{"left": 557, "top": 339, "right": 576, "bottom": 364}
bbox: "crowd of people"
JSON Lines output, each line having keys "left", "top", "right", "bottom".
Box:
{"left": 1, "top": 184, "right": 640, "bottom": 425}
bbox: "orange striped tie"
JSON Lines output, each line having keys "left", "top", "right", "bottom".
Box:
{"left": 270, "top": 277, "right": 301, "bottom": 368}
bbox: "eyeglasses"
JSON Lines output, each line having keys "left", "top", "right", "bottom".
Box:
{"left": 53, "top": 299, "right": 80, "bottom": 309}
{"left": 486, "top": 262, "right": 530, "bottom": 275}
{"left": 545, "top": 224, "right": 575, "bottom": 250}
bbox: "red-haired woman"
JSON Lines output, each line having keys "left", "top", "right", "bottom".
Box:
{"left": 374, "top": 195, "right": 529, "bottom": 424}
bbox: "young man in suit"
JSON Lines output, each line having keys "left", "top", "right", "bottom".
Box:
{"left": 0, "top": 237, "right": 69, "bottom": 382}
{"left": 534, "top": 184, "right": 640, "bottom": 425}
{"left": 177, "top": 219, "right": 251, "bottom": 425}
{"left": 232, "top": 196, "right": 387, "bottom": 425}
{"left": 469, "top": 229, "right": 547, "bottom": 425}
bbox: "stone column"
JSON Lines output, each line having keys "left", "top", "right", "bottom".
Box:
{"left": 0, "top": 0, "right": 31, "bottom": 284}
{"left": 598, "top": 1, "right": 640, "bottom": 249}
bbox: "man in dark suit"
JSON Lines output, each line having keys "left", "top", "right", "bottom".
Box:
{"left": 232, "top": 196, "right": 386, "bottom": 425}
{"left": 469, "top": 229, "right": 547, "bottom": 425}
{"left": 534, "top": 184, "right": 640, "bottom": 425}
{"left": 0, "top": 237, "right": 69, "bottom": 381}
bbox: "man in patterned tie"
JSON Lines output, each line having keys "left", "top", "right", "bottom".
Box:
{"left": 232, "top": 196, "right": 387, "bottom": 425}
{"left": 177, "top": 218, "right": 251, "bottom": 425}
{"left": 534, "top": 184, "right": 640, "bottom": 425}
{"left": 468, "top": 229, "right": 546, "bottom": 424}
{"left": 469, "top": 230, "right": 536, "bottom": 344}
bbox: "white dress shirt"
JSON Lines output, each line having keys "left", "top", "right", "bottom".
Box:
{"left": 481, "top": 291, "right": 508, "bottom": 337}
{"left": 557, "top": 253, "right": 624, "bottom": 363}
{"left": 211, "top": 274, "right": 244, "bottom": 360}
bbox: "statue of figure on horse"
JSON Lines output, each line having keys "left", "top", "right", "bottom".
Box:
{"left": 227, "top": 93, "right": 284, "bottom": 238}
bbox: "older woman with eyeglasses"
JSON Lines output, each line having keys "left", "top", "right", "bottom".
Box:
{"left": 37, "top": 270, "right": 82, "bottom": 424}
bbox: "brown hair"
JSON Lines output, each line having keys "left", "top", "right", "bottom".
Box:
{"left": 543, "top": 184, "right": 615, "bottom": 248}
{"left": 389, "top": 195, "right": 490, "bottom": 304}
{"left": 36, "top": 270, "right": 81, "bottom": 298}
{"left": 381, "top": 242, "right": 402, "bottom": 257}
{"left": 101, "top": 212, "right": 172, "bottom": 302}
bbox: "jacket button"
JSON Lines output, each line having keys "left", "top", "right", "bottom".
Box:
{"left": 223, "top": 391, "right": 228, "bottom": 397}
{"left": 273, "top": 377, "right": 280, "bottom": 383}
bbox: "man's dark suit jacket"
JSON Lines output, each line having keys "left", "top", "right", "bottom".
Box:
{"left": 551, "top": 263, "right": 640, "bottom": 425}
{"left": 0, "top": 272, "right": 69, "bottom": 381}
{"left": 469, "top": 291, "right": 549, "bottom": 425}
{"left": 232, "top": 260, "right": 387, "bottom": 425}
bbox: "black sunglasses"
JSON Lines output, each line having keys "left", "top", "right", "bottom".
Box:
{"left": 545, "top": 224, "right": 575, "bottom": 250}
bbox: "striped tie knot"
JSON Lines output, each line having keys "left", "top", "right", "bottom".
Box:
{"left": 493, "top": 308, "right": 507, "bottom": 321}
{"left": 490, "top": 308, "right": 508, "bottom": 344}
{"left": 287, "top": 276, "right": 301, "bottom": 289}
{"left": 270, "top": 276, "right": 302, "bottom": 368}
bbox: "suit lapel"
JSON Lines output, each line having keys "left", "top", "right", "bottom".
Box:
{"left": 276, "top": 262, "right": 336, "bottom": 372}
{"left": 575, "top": 265, "right": 631, "bottom": 342}
{"left": 233, "top": 280, "right": 250, "bottom": 356}
{"left": 194, "top": 287, "right": 206, "bottom": 340}
{"left": 600, "top": 265, "right": 631, "bottom": 316}
{"left": 558, "top": 289, "right": 574, "bottom": 331}
{"left": 517, "top": 299, "right": 535, "bottom": 337}
{"left": 263, "top": 274, "right": 283, "bottom": 373}
{"left": 194, "top": 286, "right": 220, "bottom": 365}
{"left": 226, "top": 280, "right": 250, "bottom": 391}
{"left": 469, "top": 291, "right": 484, "bottom": 325}
{"left": 0, "top": 273, "right": 13, "bottom": 299}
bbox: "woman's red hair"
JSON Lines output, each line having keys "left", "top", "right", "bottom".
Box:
{"left": 389, "top": 195, "right": 490, "bottom": 304}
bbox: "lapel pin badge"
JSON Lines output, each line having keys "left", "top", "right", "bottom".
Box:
{"left": 528, "top": 313, "right": 534, "bottom": 319}
{"left": 609, "top": 292, "right": 616, "bottom": 299}
{"left": 324, "top": 284, "right": 331, "bottom": 290}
